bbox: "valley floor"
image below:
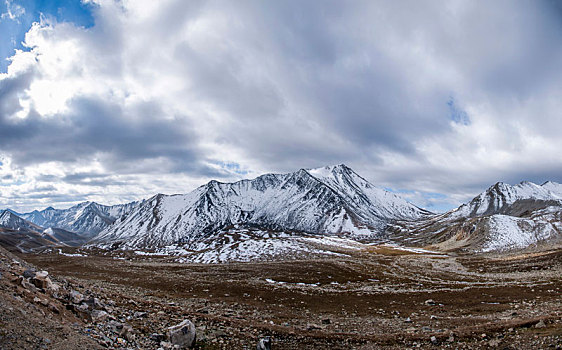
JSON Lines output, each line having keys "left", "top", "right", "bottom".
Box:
{"left": 1, "top": 244, "right": 561, "bottom": 349}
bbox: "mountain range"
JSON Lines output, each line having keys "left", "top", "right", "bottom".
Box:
{"left": 20, "top": 201, "right": 139, "bottom": 237}
{"left": 1, "top": 164, "right": 561, "bottom": 257}
{"left": 388, "top": 180, "right": 562, "bottom": 252}
{"left": 92, "top": 164, "right": 430, "bottom": 248}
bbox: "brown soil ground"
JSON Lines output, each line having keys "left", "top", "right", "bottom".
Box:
{"left": 1, "top": 244, "right": 557, "bottom": 349}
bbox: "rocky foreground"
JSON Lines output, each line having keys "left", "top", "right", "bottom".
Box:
{"left": 1, "top": 243, "right": 562, "bottom": 349}
{"left": 0, "top": 245, "right": 208, "bottom": 349}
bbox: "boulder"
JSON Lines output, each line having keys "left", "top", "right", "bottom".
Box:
{"left": 31, "top": 274, "right": 56, "bottom": 291}
{"left": 167, "top": 319, "right": 196, "bottom": 349}
{"left": 20, "top": 278, "right": 37, "bottom": 292}
{"left": 47, "top": 280, "right": 60, "bottom": 294}
{"left": 91, "top": 310, "right": 109, "bottom": 322}
{"left": 257, "top": 336, "right": 272, "bottom": 350}
{"left": 69, "top": 290, "right": 84, "bottom": 304}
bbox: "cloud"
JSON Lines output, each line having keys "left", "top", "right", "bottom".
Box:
{"left": 1, "top": 0, "right": 25, "bottom": 21}
{"left": 1, "top": 0, "right": 562, "bottom": 212}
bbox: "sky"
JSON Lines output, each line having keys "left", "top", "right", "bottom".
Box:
{"left": 1, "top": 0, "right": 562, "bottom": 213}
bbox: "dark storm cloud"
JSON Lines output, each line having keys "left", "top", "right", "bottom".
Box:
{"left": 154, "top": 0, "right": 461, "bottom": 170}
{"left": 0, "top": 72, "right": 212, "bottom": 177}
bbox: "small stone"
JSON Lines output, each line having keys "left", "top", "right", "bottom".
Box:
{"left": 93, "top": 297, "right": 104, "bottom": 309}
{"left": 425, "top": 299, "right": 437, "bottom": 306}
{"left": 306, "top": 323, "right": 322, "bottom": 331}
{"left": 91, "top": 310, "right": 109, "bottom": 322}
{"left": 48, "top": 303, "right": 60, "bottom": 314}
{"left": 160, "top": 341, "right": 173, "bottom": 349}
{"left": 481, "top": 333, "right": 487, "bottom": 339}
{"left": 69, "top": 290, "right": 84, "bottom": 304}
{"left": 167, "top": 319, "right": 196, "bottom": 349}
{"left": 405, "top": 317, "right": 412, "bottom": 323}
{"left": 108, "top": 320, "right": 124, "bottom": 333}
{"left": 257, "top": 336, "right": 272, "bottom": 350}
{"left": 430, "top": 336, "right": 438, "bottom": 344}
{"left": 535, "top": 320, "right": 546, "bottom": 328}
{"left": 23, "top": 269, "right": 36, "bottom": 279}
{"left": 120, "top": 324, "right": 135, "bottom": 341}
{"left": 321, "top": 318, "right": 331, "bottom": 325}
{"left": 150, "top": 333, "right": 166, "bottom": 342}
{"left": 35, "top": 271, "right": 48, "bottom": 279}
{"left": 134, "top": 311, "right": 147, "bottom": 318}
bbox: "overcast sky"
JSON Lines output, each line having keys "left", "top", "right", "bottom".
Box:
{"left": 1, "top": 0, "right": 561, "bottom": 213}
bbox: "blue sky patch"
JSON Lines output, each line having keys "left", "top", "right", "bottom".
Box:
{"left": 0, "top": 0, "right": 96, "bottom": 72}
{"left": 447, "top": 97, "right": 470, "bottom": 125}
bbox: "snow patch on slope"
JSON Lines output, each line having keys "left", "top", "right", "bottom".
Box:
{"left": 481, "top": 212, "right": 561, "bottom": 252}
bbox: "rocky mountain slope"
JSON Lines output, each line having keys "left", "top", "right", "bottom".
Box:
{"left": 0, "top": 210, "right": 43, "bottom": 232}
{"left": 20, "top": 201, "right": 139, "bottom": 237}
{"left": 389, "top": 181, "right": 562, "bottom": 252}
{"left": 93, "top": 164, "right": 431, "bottom": 248}
{"left": 0, "top": 210, "right": 89, "bottom": 252}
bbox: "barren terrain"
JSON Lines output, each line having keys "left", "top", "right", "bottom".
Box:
{"left": 1, "top": 243, "right": 560, "bottom": 349}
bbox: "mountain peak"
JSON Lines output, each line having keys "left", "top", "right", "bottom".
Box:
{"left": 305, "top": 164, "right": 353, "bottom": 180}
{"left": 452, "top": 180, "right": 561, "bottom": 218}
{"left": 93, "top": 164, "right": 429, "bottom": 248}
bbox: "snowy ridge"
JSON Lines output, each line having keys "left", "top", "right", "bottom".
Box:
{"left": 93, "top": 164, "right": 430, "bottom": 248}
{"left": 0, "top": 210, "right": 42, "bottom": 232}
{"left": 20, "top": 201, "right": 139, "bottom": 237}
{"left": 391, "top": 180, "right": 562, "bottom": 253}
{"left": 482, "top": 209, "right": 562, "bottom": 252}
{"left": 450, "top": 181, "right": 562, "bottom": 218}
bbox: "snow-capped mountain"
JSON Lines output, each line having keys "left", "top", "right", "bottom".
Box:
{"left": 21, "top": 201, "right": 139, "bottom": 237}
{"left": 450, "top": 181, "right": 562, "bottom": 218}
{"left": 93, "top": 164, "right": 431, "bottom": 248}
{"left": 389, "top": 181, "right": 562, "bottom": 252}
{"left": 0, "top": 210, "right": 42, "bottom": 232}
